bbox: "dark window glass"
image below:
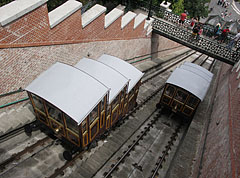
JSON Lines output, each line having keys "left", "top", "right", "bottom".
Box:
{"left": 165, "top": 85, "right": 175, "bottom": 97}
{"left": 89, "top": 105, "right": 98, "bottom": 124}
{"left": 100, "top": 98, "right": 105, "bottom": 112}
{"left": 174, "top": 90, "right": 188, "bottom": 103}
{"left": 32, "top": 95, "right": 45, "bottom": 112}
{"left": 82, "top": 119, "right": 87, "bottom": 133}
{"left": 91, "top": 123, "right": 98, "bottom": 138}
{"left": 111, "top": 96, "right": 119, "bottom": 108}
{"left": 46, "top": 103, "right": 63, "bottom": 124}
{"left": 65, "top": 114, "right": 79, "bottom": 134}
{"left": 112, "top": 109, "right": 118, "bottom": 122}
{"left": 186, "top": 96, "right": 199, "bottom": 108}
{"left": 37, "top": 112, "right": 47, "bottom": 123}
{"left": 162, "top": 96, "right": 171, "bottom": 104}
{"left": 129, "top": 89, "right": 134, "bottom": 97}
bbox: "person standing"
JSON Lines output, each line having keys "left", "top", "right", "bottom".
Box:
{"left": 219, "top": 26, "right": 230, "bottom": 43}
{"left": 197, "top": 24, "right": 203, "bottom": 41}
{"left": 179, "top": 10, "right": 187, "bottom": 27}
{"left": 190, "top": 17, "right": 197, "bottom": 29}
{"left": 226, "top": 29, "right": 240, "bottom": 50}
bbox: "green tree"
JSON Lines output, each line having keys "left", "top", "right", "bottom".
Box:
{"left": 0, "top": 0, "right": 14, "bottom": 7}
{"left": 184, "top": 0, "right": 209, "bottom": 18}
{"left": 172, "top": 0, "right": 184, "bottom": 15}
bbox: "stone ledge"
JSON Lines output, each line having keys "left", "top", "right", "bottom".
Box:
{"left": 105, "top": 8, "right": 123, "bottom": 28}
{"left": 134, "top": 13, "right": 147, "bottom": 29}
{"left": 48, "top": 0, "right": 82, "bottom": 28}
{"left": 121, "top": 11, "right": 136, "bottom": 29}
{"left": 82, "top": 4, "right": 106, "bottom": 28}
{"left": 144, "top": 17, "right": 154, "bottom": 30}
{"left": 0, "top": 0, "right": 48, "bottom": 26}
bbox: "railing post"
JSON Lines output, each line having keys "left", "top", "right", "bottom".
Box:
{"left": 147, "top": 0, "right": 153, "bottom": 20}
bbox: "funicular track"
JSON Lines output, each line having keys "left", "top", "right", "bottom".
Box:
{"left": 46, "top": 52, "right": 211, "bottom": 178}
{"left": 0, "top": 51, "right": 211, "bottom": 178}
{"left": 97, "top": 57, "right": 215, "bottom": 178}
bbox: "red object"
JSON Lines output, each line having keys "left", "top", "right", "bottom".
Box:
{"left": 223, "top": 29, "right": 230, "bottom": 34}
{"left": 180, "top": 13, "right": 187, "bottom": 21}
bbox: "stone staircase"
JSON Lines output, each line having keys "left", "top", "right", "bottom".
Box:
{"left": 0, "top": 103, "right": 35, "bottom": 136}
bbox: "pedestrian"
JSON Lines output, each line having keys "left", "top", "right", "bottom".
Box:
{"left": 219, "top": 26, "right": 230, "bottom": 43}
{"left": 213, "top": 23, "right": 221, "bottom": 39}
{"left": 217, "top": 0, "right": 222, "bottom": 5}
{"left": 226, "top": 29, "right": 240, "bottom": 50}
{"left": 197, "top": 24, "right": 203, "bottom": 41}
{"left": 190, "top": 17, "right": 197, "bottom": 30}
{"left": 191, "top": 24, "right": 200, "bottom": 40}
{"left": 222, "top": 0, "right": 226, "bottom": 7}
{"left": 225, "top": 1, "right": 229, "bottom": 8}
{"left": 179, "top": 10, "right": 187, "bottom": 27}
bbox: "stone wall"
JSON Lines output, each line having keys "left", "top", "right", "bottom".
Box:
{"left": 151, "top": 33, "right": 187, "bottom": 59}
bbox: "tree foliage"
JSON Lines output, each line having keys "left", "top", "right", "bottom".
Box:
{"left": 0, "top": 0, "right": 13, "bottom": 7}
{"left": 184, "top": 0, "right": 209, "bottom": 18}
{"left": 172, "top": 0, "right": 184, "bottom": 15}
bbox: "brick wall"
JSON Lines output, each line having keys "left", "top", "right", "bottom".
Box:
{"left": 0, "top": 5, "right": 50, "bottom": 47}
{"left": 0, "top": 38, "right": 151, "bottom": 106}
{"left": 198, "top": 63, "right": 240, "bottom": 178}
{"left": 0, "top": 2, "right": 148, "bottom": 48}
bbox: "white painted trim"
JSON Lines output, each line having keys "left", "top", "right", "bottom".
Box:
{"left": 48, "top": 0, "right": 82, "bottom": 28}
{"left": 0, "top": 0, "right": 48, "bottom": 26}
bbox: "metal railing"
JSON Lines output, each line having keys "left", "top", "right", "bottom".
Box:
{"left": 152, "top": 18, "right": 239, "bottom": 65}
{"left": 0, "top": 88, "right": 28, "bottom": 109}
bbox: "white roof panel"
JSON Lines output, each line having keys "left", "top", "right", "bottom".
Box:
{"left": 25, "top": 62, "right": 109, "bottom": 125}
{"left": 166, "top": 67, "right": 212, "bottom": 101}
{"left": 75, "top": 58, "right": 129, "bottom": 104}
{"left": 97, "top": 54, "right": 144, "bottom": 93}
{"left": 182, "top": 62, "right": 213, "bottom": 79}
{"left": 179, "top": 65, "right": 213, "bottom": 82}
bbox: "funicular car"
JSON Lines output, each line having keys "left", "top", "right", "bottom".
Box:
{"left": 157, "top": 62, "right": 213, "bottom": 119}
{"left": 25, "top": 54, "right": 144, "bottom": 160}
{"left": 75, "top": 57, "right": 129, "bottom": 131}
{"left": 97, "top": 54, "right": 144, "bottom": 115}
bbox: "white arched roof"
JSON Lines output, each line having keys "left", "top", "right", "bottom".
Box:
{"left": 25, "top": 62, "right": 109, "bottom": 125}
{"left": 180, "top": 62, "right": 213, "bottom": 83}
{"left": 166, "top": 66, "right": 213, "bottom": 101}
{"left": 75, "top": 58, "right": 129, "bottom": 104}
{"left": 97, "top": 54, "right": 144, "bottom": 93}
{"left": 182, "top": 62, "right": 213, "bottom": 80}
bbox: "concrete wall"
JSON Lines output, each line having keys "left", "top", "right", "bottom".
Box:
{"left": 151, "top": 33, "right": 187, "bottom": 59}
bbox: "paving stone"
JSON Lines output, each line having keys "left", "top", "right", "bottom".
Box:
{"left": 107, "top": 134, "right": 125, "bottom": 145}
{"left": 91, "top": 150, "right": 109, "bottom": 164}
{"left": 75, "top": 166, "right": 93, "bottom": 178}
{"left": 102, "top": 140, "right": 119, "bottom": 151}
{"left": 68, "top": 172, "right": 86, "bottom": 178}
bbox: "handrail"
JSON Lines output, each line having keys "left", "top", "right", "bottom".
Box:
{"left": 0, "top": 87, "right": 24, "bottom": 98}
{"left": 0, "top": 97, "right": 29, "bottom": 109}
{"left": 132, "top": 2, "right": 238, "bottom": 45}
